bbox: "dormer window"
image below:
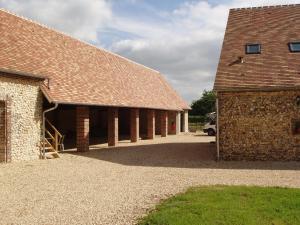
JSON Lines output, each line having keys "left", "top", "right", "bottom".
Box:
{"left": 289, "top": 42, "right": 300, "bottom": 52}
{"left": 246, "top": 44, "right": 261, "bottom": 54}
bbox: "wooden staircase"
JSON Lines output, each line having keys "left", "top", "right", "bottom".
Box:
{"left": 41, "top": 119, "right": 64, "bottom": 159}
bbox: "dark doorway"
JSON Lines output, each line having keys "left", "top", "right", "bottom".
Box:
{"left": 89, "top": 107, "right": 108, "bottom": 144}
{"left": 46, "top": 104, "right": 76, "bottom": 149}
{"left": 155, "top": 110, "right": 161, "bottom": 135}
{"left": 119, "top": 108, "right": 130, "bottom": 141}
{"left": 180, "top": 112, "right": 184, "bottom": 132}
{"left": 139, "top": 109, "right": 147, "bottom": 139}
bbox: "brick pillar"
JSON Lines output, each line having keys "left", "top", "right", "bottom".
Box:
{"left": 76, "top": 106, "right": 89, "bottom": 152}
{"left": 176, "top": 111, "right": 181, "bottom": 134}
{"left": 183, "top": 110, "right": 189, "bottom": 133}
{"left": 108, "top": 107, "right": 118, "bottom": 146}
{"left": 160, "top": 110, "right": 168, "bottom": 137}
{"left": 147, "top": 109, "right": 155, "bottom": 139}
{"left": 130, "top": 108, "right": 139, "bottom": 142}
{"left": 168, "top": 111, "right": 176, "bottom": 135}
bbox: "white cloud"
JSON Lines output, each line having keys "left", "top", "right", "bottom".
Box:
{"left": 1, "top": 0, "right": 300, "bottom": 102}
{"left": 232, "top": 0, "right": 300, "bottom": 8}
{"left": 110, "top": 1, "right": 229, "bottom": 102}
{"left": 0, "top": 0, "right": 112, "bottom": 42}
{"left": 109, "top": 0, "right": 300, "bottom": 102}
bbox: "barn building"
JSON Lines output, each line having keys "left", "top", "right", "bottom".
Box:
{"left": 214, "top": 4, "right": 300, "bottom": 161}
{"left": 0, "top": 9, "right": 189, "bottom": 162}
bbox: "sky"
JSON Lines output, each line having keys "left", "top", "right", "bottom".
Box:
{"left": 1, "top": 0, "right": 300, "bottom": 103}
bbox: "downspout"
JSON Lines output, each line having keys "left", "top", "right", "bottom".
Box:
{"left": 216, "top": 95, "right": 220, "bottom": 161}
{"left": 42, "top": 103, "right": 58, "bottom": 159}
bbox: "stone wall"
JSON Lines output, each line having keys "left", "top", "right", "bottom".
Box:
{"left": 218, "top": 90, "right": 300, "bottom": 161}
{"left": 0, "top": 101, "right": 6, "bottom": 162}
{"left": 0, "top": 75, "right": 42, "bottom": 161}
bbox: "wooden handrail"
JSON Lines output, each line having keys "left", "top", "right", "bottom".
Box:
{"left": 45, "top": 119, "right": 63, "bottom": 138}
{"left": 43, "top": 138, "right": 53, "bottom": 148}
{"left": 44, "top": 119, "right": 64, "bottom": 152}
{"left": 46, "top": 130, "right": 55, "bottom": 140}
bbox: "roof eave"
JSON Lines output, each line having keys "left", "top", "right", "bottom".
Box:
{"left": 40, "top": 84, "right": 54, "bottom": 103}
{"left": 0, "top": 68, "right": 47, "bottom": 80}
{"left": 214, "top": 85, "right": 300, "bottom": 93}
{"left": 47, "top": 99, "right": 184, "bottom": 111}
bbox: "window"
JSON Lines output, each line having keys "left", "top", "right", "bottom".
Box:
{"left": 289, "top": 42, "right": 300, "bottom": 52}
{"left": 245, "top": 44, "right": 261, "bottom": 54}
{"left": 292, "top": 119, "right": 300, "bottom": 135}
{"left": 296, "top": 96, "right": 300, "bottom": 107}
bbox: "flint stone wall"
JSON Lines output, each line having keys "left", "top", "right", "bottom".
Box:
{"left": 218, "top": 90, "right": 300, "bottom": 161}
{"left": 0, "top": 75, "right": 42, "bottom": 161}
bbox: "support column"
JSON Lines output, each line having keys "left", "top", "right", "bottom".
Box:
{"left": 130, "top": 108, "right": 139, "bottom": 142}
{"left": 176, "top": 111, "right": 181, "bottom": 134}
{"left": 160, "top": 110, "right": 168, "bottom": 137}
{"left": 147, "top": 109, "right": 155, "bottom": 139}
{"left": 183, "top": 110, "right": 189, "bottom": 133}
{"left": 108, "top": 107, "right": 118, "bottom": 146}
{"left": 76, "top": 106, "right": 89, "bottom": 152}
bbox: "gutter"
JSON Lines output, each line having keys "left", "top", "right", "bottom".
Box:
{"left": 214, "top": 85, "right": 300, "bottom": 93}
{"left": 50, "top": 100, "right": 184, "bottom": 112}
{"left": 42, "top": 103, "right": 58, "bottom": 159}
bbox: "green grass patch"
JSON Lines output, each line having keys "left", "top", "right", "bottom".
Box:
{"left": 188, "top": 123, "right": 203, "bottom": 132}
{"left": 138, "top": 186, "right": 300, "bottom": 225}
{"left": 189, "top": 115, "right": 206, "bottom": 123}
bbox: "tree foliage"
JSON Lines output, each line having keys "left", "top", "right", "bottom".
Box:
{"left": 190, "top": 90, "right": 216, "bottom": 117}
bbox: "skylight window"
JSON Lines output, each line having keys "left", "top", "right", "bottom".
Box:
{"left": 289, "top": 42, "right": 300, "bottom": 52}
{"left": 245, "top": 44, "right": 261, "bottom": 54}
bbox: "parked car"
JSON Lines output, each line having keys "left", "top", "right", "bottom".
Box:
{"left": 203, "top": 112, "right": 216, "bottom": 136}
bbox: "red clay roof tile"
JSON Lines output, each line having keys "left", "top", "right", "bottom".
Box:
{"left": 214, "top": 4, "right": 300, "bottom": 91}
{"left": 0, "top": 9, "right": 189, "bottom": 110}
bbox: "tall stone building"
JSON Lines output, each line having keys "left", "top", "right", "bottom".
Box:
{"left": 0, "top": 9, "right": 189, "bottom": 162}
{"left": 214, "top": 4, "right": 300, "bottom": 161}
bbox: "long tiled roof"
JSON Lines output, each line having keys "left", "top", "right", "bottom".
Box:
{"left": 214, "top": 4, "right": 300, "bottom": 91}
{"left": 0, "top": 9, "right": 189, "bottom": 110}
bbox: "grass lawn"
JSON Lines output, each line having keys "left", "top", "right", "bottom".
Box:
{"left": 138, "top": 186, "right": 300, "bottom": 225}
{"left": 188, "top": 123, "right": 203, "bottom": 132}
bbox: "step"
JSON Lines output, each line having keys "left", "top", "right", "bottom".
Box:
{"left": 45, "top": 152, "right": 60, "bottom": 159}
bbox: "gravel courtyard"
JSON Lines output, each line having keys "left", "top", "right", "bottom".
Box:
{"left": 0, "top": 134, "right": 300, "bottom": 225}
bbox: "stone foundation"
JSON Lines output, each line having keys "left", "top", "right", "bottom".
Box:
{"left": 218, "top": 90, "right": 300, "bottom": 161}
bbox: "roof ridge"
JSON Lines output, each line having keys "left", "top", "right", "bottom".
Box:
{"left": 230, "top": 3, "right": 300, "bottom": 11}
{"left": 0, "top": 8, "right": 160, "bottom": 74}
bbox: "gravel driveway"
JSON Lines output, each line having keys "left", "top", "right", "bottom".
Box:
{"left": 0, "top": 134, "right": 299, "bottom": 225}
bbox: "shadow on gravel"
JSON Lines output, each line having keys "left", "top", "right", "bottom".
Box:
{"left": 62, "top": 142, "right": 300, "bottom": 170}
